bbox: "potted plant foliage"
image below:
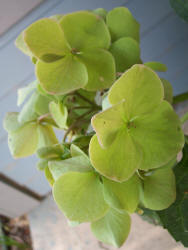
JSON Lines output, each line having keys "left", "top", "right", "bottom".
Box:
{"left": 3, "top": 7, "right": 188, "bottom": 248}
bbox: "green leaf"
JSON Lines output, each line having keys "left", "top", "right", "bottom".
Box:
{"left": 144, "top": 61, "right": 167, "bottom": 72}
{"left": 37, "top": 144, "right": 63, "bottom": 160}
{"left": 142, "top": 168, "right": 176, "bottom": 210}
{"left": 110, "top": 37, "right": 141, "bottom": 72}
{"left": 8, "top": 122, "right": 38, "bottom": 158}
{"left": 91, "top": 208, "right": 131, "bottom": 247}
{"left": 15, "top": 31, "right": 33, "bottom": 56}
{"left": 170, "top": 0, "right": 188, "bottom": 22}
{"left": 103, "top": 174, "right": 141, "bottom": 213}
{"left": 161, "top": 78, "right": 173, "bottom": 104}
{"left": 157, "top": 143, "right": 188, "bottom": 247}
{"left": 24, "top": 18, "right": 70, "bottom": 60}
{"left": 89, "top": 134, "right": 142, "bottom": 182}
{"left": 108, "top": 64, "right": 164, "bottom": 118}
{"left": 91, "top": 101, "right": 127, "bottom": 147}
{"left": 3, "top": 112, "right": 21, "bottom": 132}
{"left": 106, "top": 7, "right": 140, "bottom": 42}
{"left": 36, "top": 54, "right": 88, "bottom": 95}
{"left": 77, "top": 48, "right": 115, "bottom": 91}
{"left": 92, "top": 8, "right": 107, "bottom": 20}
{"left": 37, "top": 124, "right": 58, "bottom": 149}
{"left": 49, "top": 101, "right": 68, "bottom": 128}
{"left": 17, "top": 80, "right": 37, "bottom": 106}
{"left": 132, "top": 101, "right": 184, "bottom": 170}
{"left": 18, "top": 92, "right": 39, "bottom": 123}
{"left": 49, "top": 156, "right": 92, "bottom": 181}
{"left": 59, "top": 11, "right": 110, "bottom": 50}
{"left": 53, "top": 171, "right": 109, "bottom": 222}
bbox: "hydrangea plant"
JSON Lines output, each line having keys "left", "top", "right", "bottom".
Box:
{"left": 3, "top": 7, "right": 188, "bottom": 248}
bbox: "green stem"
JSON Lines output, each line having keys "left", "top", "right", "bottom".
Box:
{"left": 173, "top": 91, "right": 188, "bottom": 104}
{"left": 63, "top": 109, "right": 97, "bottom": 142}
{"left": 74, "top": 92, "right": 99, "bottom": 107}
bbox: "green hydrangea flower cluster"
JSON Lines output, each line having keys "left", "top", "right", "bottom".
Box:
{"left": 3, "top": 7, "right": 186, "bottom": 248}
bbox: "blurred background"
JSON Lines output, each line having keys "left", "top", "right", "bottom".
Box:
{"left": 0, "top": 0, "right": 188, "bottom": 249}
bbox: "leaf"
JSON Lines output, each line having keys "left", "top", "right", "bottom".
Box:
{"left": 161, "top": 78, "right": 173, "bottom": 104}
{"left": 157, "top": 143, "right": 188, "bottom": 247}
{"left": 144, "top": 61, "right": 167, "bottom": 72}
{"left": 89, "top": 134, "right": 142, "bottom": 182}
{"left": 91, "top": 208, "right": 131, "bottom": 247}
{"left": 103, "top": 174, "right": 141, "bottom": 213}
{"left": 77, "top": 48, "right": 115, "bottom": 91}
{"left": 170, "top": 0, "right": 188, "bottom": 22}
{"left": 18, "top": 92, "right": 39, "bottom": 123}
{"left": 8, "top": 122, "right": 38, "bottom": 158}
{"left": 15, "top": 31, "right": 33, "bottom": 56}
{"left": 108, "top": 64, "right": 164, "bottom": 118}
{"left": 92, "top": 8, "right": 107, "bottom": 20}
{"left": 49, "top": 156, "right": 92, "bottom": 181}
{"left": 3, "top": 112, "right": 21, "bottom": 132}
{"left": 36, "top": 54, "right": 88, "bottom": 95}
{"left": 110, "top": 37, "right": 141, "bottom": 72}
{"left": 24, "top": 18, "right": 70, "bottom": 60}
{"left": 132, "top": 101, "right": 184, "bottom": 170}
{"left": 53, "top": 171, "right": 109, "bottom": 222}
{"left": 106, "top": 7, "right": 140, "bottom": 42}
{"left": 17, "top": 80, "right": 37, "bottom": 106}
{"left": 49, "top": 101, "right": 68, "bottom": 128}
{"left": 37, "top": 124, "right": 58, "bottom": 149}
{"left": 91, "top": 101, "right": 127, "bottom": 147}
{"left": 45, "top": 166, "right": 55, "bottom": 186}
{"left": 142, "top": 168, "right": 176, "bottom": 210}
{"left": 59, "top": 11, "right": 110, "bottom": 50}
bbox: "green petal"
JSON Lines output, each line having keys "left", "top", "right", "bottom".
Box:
{"left": 59, "top": 11, "right": 110, "bottom": 50}
{"left": 3, "top": 112, "right": 21, "bottom": 132}
{"left": 37, "top": 144, "right": 63, "bottom": 160}
{"left": 70, "top": 144, "right": 89, "bottom": 161}
{"left": 106, "top": 7, "right": 140, "bottom": 42}
{"left": 45, "top": 166, "right": 55, "bottom": 186}
{"left": 89, "top": 134, "right": 142, "bottom": 182}
{"left": 24, "top": 18, "right": 70, "bottom": 60}
{"left": 36, "top": 55, "right": 88, "bottom": 95}
{"left": 161, "top": 78, "right": 173, "bottom": 104}
{"left": 53, "top": 171, "right": 109, "bottom": 222}
{"left": 15, "top": 31, "right": 33, "bottom": 57}
{"left": 17, "top": 80, "right": 37, "bottom": 106}
{"left": 108, "top": 64, "right": 164, "bottom": 118}
{"left": 110, "top": 37, "right": 141, "bottom": 72}
{"left": 35, "top": 94, "right": 50, "bottom": 115}
{"left": 132, "top": 101, "right": 184, "bottom": 170}
{"left": 91, "top": 208, "right": 131, "bottom": 247}
{"left": 144, "top": 61, "right": 167, "bottom": 72}
{"left": 77, "top": 49, "right": 115, "bottom": 91}
{"left": 142, "top": 168, "right": 176, "bottom": 210}
{"left": 18, "top": 92, "right": 38, "bottom": 123}
{"left": 103, "top": 174, "right": 141, "bottom": 213}
{"left": 92, "top": 8, "right": 107, "bottom": 20}
{"left": 49, "top": 156, "right": 92, "bottom": 181}
{"left": 91, "top": 101, "right": 128, "bottom": 147}
{"left": 8, "top": 122, "right": 38, "bottom": 158}
{"left": 37, "top": 124, "right": 58, "bottom": 149}
{"left": 49, "top": 101, "right": 68, "bottom": 128}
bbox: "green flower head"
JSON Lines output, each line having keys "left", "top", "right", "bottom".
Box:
{"left": 18, "top": 11, "right": 116, "bottom": 95}
{"left": 89, "top": 64, "right": 184, "bottom": 182}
